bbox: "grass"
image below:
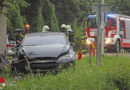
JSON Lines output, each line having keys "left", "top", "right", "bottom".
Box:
{"left": 0, "top": 55, "right": 130, "bottom": 90}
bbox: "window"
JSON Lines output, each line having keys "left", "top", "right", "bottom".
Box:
{"left": 120, "top": 20, "right": 124, "bottom": 31}
{"left": 87, "top": 18, "right": 97, "bottom": 28}
{"left": 119, "top": 20, "right": 125, "bottom": 38}
{"left": 111, "top": 18, "right": 116, "bottom": 27}
{"left": 105, "top": 17, "right": 110, "bottom": 27}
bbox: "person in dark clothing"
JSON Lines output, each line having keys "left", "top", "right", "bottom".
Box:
{"left": 60, "top": 24, "right": 67, "bottom": 36}
{"left": 66, "top": 25, "right": 75, "bottom": 45}
{"left": 16, "top": 32, "right": 23, "bottom": 47}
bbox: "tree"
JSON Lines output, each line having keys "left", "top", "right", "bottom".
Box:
{"left": 7, "top": 0, "right": 28, "bottom": 32}
{"left": 24, "top": 0, "right": 59, "bottom": 32}
{"left": 42, "top": 0, "right": 59, "bottom": 31}
{"left": 51, "top": 0, "right": 80, "bottom": 25}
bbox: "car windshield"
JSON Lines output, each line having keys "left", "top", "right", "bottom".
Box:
{"left": 22, "top": 35, "right": 67, "bottom": 46}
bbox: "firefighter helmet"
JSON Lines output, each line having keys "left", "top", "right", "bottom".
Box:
{"left": 61, "top": 24, "right": 66, "bottom": 28}
{"left": 66, "top": 25, "right": 72, "bottom": 31}
{"left": 25, "top": 24, "right": 30, "bottom": 30}
{"left": 42, "top": 25, "right": 49, "bottom": 32}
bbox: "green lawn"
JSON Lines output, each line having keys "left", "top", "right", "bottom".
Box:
{"left": 0, "top": 55, "right": 130, "bottom": 90}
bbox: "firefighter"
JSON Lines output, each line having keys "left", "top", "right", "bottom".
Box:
{"left": 81, "top": 33, "right": 87, "bottom": 54}
{"left": 42, "top": 25, "right": 50, "bottom": 32}
{"left": 25, "top": 24, "right": 31, "bottom": 34}
{"left": 66, "top": 25, "right": 74, "bottom": 45}
{"left": 16, "top": 31, "right": 23, "bottom": 47}
{"left": 60, "top": 24, "right": 67, "bottom": 35}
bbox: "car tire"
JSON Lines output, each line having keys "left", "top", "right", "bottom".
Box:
{"left": 11, "top": 62, "right": 26, "bottom": 75}
{"left": 11, "top": 65, "right": 20, "bottom": 75}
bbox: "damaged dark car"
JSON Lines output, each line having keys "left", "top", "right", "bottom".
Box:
{"left": 11, "top": 32, "right": 76, "bottom": 74}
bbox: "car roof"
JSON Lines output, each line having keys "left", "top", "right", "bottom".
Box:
{"left": 13, "top": 29, "right": 24, "bottom": 32}
{"left": 25, "top": 32, "right": 66, "bottom": 36}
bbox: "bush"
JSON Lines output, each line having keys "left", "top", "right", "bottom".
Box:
{"left": 105, "top": 57, "right": 130, "bottom": 90}
{"left": 114, "top": 64, "right": 130, "bottom": 90}
{"left": 73, "top": 20, "right": 84, "bottom": 52}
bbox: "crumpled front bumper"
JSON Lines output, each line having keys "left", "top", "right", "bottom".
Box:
{"left": 11, "top": 52, "right": 76, "bottom": 73}
{"left": 29, "top": 59, "right": 75, "bottom": 72}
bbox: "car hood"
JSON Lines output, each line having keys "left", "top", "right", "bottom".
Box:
{"left": 20, "top": 45, "right": 69, "bottom": 58}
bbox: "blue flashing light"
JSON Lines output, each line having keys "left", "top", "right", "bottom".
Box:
{"left": 107, "top": 14, "right": 115, "bottom": 18}
{"left": 88, "top": 15, "right": 95, "bottom": 18}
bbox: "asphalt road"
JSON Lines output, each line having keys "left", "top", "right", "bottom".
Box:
{"left": 105, "top": 53, "right": 130, "bottom": 57}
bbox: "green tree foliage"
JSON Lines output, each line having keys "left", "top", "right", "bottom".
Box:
{"left": 51, "top": 0, "right": 81, "bottom": 25}
{"left": 73, "top": 20, "right": 84, "bottom": 51}
{"left": 106, "top": 0, "right": 130, "bottom": 15}
{"left": 24, "top": 0, "right": 59, "bottom": 32}
{"left": 42, "top": 0, "right": 59, "bottom": 31}
{"left": 0, "top": 0, "right": 5, "bottom": 14}
{"left": 36, "top": 0, "right": 44, "bottom": 32}
{"left": 24, "top": 0, "right": 43, "bottom": 32}
{"left": 7, "top": 0, "right": 28, "bottom": 32}
{"left": 75, "top": 0, "right": 91, "bottom": 24}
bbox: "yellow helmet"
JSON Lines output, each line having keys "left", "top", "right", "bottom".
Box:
{"left": 61, "top": 24, "right": 66, "bottom": 28}
{"left": 42, "top": 25, "right": 49, "bottom": 32}
{"left": 66, "top": 25, "right": 72, "bottom": 31}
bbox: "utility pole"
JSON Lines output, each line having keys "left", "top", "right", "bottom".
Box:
{"left": 92, "top": 2, "right": 107, "bottom": 65}
{"left": 92, "top": 3, "right": 101, "bottom": 65}
{"left": 96, "top": 4, "right": 102, "bottom": 65}
{"left": 101, "top": 0, "right": 105, "bottom": 56}
{"left": 102, "top": 0, "right": 104, "bottom": 3}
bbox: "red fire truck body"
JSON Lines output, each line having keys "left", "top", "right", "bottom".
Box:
{"left": 86, "top": 14, "right": 130, "bottom": 52}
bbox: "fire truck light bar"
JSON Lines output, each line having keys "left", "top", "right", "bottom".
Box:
{"left": 88, "top": 15, "right": 95, "bottom": 18}
{"left": 107, "top": 14, "right": 116, "bottom": 18}
{"left": 88, "top": 14, "right": 116, "bottom": 18}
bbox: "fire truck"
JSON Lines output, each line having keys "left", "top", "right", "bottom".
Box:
{"left": 86, "top": 14, "right": 130, "bottom": 53}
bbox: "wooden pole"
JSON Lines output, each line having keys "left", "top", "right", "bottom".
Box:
{"left": 96, "top": 4, "right": 102, "bottom": 65}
